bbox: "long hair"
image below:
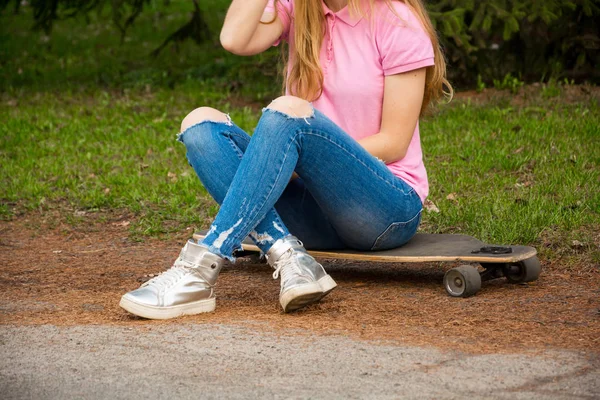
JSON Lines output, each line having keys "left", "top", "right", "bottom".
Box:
{"left": 264, "top": 0, "right": 453, "bottom": 115}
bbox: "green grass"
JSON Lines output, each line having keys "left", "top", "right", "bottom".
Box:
{"left": 0, "top": 89, "right": 260, "bottom": 236}
{"left": 423, "top": 99, "right": 599, "bottom": 254}
{"left": 1, "top": 5, "right": 599, "bottom": 262}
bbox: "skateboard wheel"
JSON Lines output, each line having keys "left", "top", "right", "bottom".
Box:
{"left": 503, "top": 257, "right": 541, "bottom": 283}
{"left": 444, "top": 265, "right": 482, "bottom": 298}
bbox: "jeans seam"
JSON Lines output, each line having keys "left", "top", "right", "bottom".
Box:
{"left": 226, "top": 130, "right": 251, "bottom": 144}
{"left": 223, "top": 134, "right": 245, "bottom": 160}
{"left": 302, "top": 131, "right": 416, "bottom": 197}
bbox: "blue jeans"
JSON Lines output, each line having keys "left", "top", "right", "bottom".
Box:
{"left": 178, "top": 104, "right": 423, "bottom": 261}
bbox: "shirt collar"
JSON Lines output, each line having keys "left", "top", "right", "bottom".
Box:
{"left": 322, "top": 1, "right": 364, "bottom": 27}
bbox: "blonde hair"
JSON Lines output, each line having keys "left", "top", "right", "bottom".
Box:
{"left": 264, "top": 0, "right": 453, "bottom": 115}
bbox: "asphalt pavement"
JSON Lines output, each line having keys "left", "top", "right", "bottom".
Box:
{"left": 1, "top": 324, "right": 598, "bottom": 399}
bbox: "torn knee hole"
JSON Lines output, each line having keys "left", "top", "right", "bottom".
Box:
{"left": 266, "top": 97, "right": 314, "bottom": 119}
{"left": 180, "top": 107, "right": 232, "bottom": 132}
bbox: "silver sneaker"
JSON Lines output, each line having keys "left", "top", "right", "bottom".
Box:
{"left": 267, "top": 236, "right": 337, "bottom": 312}
{"left": 119, "top": 240, "right": 225, "bottom": 319}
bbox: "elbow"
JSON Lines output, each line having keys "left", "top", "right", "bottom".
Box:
{"left": 387, "top": 150, "right": 407, "bottom": 164}
{"left": 381, "top": 131, "right": 411, "bottom": 163}
{"left": 219, "top": 31, "right": 238, "bottom": 53}
{"left": 397, "top": 146, "right": 409, "bottom": 161}
{"left": 384, "top": 144, "right": 409, "bottom": 164}
{"left": 379, "top": 138, "right": 408, "bottom": 163}
{"left": 220, "top": 31, "right": 249, "bottom": 56}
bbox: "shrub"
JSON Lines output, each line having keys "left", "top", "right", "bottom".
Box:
{"left": 428, "top": 0, "right": 600, "bottom": 86}
{"left": 2, "top": 0, "right": 599, "bottom": 88}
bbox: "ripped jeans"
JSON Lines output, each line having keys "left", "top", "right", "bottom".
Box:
{"left": 177, "top": 102, "right": 423, "bottom": 261}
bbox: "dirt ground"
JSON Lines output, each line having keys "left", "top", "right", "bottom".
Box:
{"left": 452, "top": 82, "right": 600, "bottom": 106}
{"left": 1, "top": 212, "right": 598, "bottom": 355}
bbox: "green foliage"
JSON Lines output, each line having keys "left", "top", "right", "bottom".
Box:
{"left": 492, "top": 73, "right": 524, "bottom": 94}
{"left": 0, "top": 0, "right": 211, "bottom": 54}
{"left": 0, "top": 1, "right": 282, "bottom": 97}
{"left": 428, "top": 0, "right": 600, "bottom": 85}
{"left": 0, "top": 0, "right": 151, "bottom": 35}
{"left": 475, "top": 74, "right": 486, "bottom": 93}
{"left": 1, "top": 0, "right": 599, "bottom": 88}
{"left": 541, "top": 79, "right": 562, "bottom": 99}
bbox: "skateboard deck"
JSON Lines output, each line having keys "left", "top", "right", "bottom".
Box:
{"left": 193, "top": 231, "right": 540, "bottom": 298}
{"left": 193, "top": 231, "right": 536, "bottom": 263}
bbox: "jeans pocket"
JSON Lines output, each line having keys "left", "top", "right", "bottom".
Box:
{"left": 370, "top": 212, "right": 422, "bottom": 251}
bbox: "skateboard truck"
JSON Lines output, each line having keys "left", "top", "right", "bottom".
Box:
{"left": 471, "top": 246, "right": 512, "bottom": 255}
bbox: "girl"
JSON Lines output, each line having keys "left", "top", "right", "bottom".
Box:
{"left": 120, "top": 0, "right": 451, "bottom": 319}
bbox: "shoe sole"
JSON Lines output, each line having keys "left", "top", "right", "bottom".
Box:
{"left": 281, "top": 275, "right": 337, "bottom": 313}
{"left": 119, "top": 295, "right": 216, "bottom": 320}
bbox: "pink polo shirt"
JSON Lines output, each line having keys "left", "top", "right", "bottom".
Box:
{"left": 263, "top": 0, "right": 435, "bottom": 202}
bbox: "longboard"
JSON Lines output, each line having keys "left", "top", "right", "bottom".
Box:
{"left": 193, "top": 231, "right": 540, "bottom": 298}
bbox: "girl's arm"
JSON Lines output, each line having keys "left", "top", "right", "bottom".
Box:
{"left": 358, "top": 68, "right": 427, "bottom": 163}
{"left": 220, "top": 0, "right": 284, "bottom": 56}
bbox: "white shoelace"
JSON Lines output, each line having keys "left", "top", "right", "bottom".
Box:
{"left": 272, "top": 251, "right": 303, "bottom": 285}
{"left": 143, "top": 265, "right": 189, "bottom": 290}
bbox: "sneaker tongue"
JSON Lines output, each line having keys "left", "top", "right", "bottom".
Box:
{"left": 280, "top": 249, "right": 295, "bottom": 262}
{"left": 272, "top": 250, "right": 294, "bottom": 279}
{"left": 267, "top": 237, "right": 303, "bottom": 265}
{"left": 280, "top": 256, "right": 306, "bottom": 283}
